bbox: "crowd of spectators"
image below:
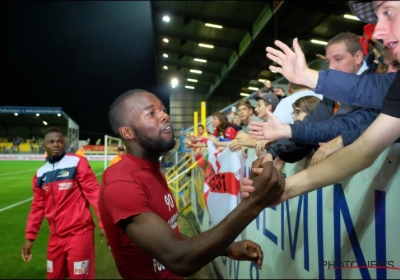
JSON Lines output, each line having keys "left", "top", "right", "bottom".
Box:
{"left": 181, "top": 25, "right": 400, "bottom": 180}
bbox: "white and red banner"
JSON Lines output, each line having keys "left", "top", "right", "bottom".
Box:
{"left": 203, "top": 141, "right": 245, "bottom": 226}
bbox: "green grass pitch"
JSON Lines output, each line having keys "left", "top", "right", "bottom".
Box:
{"left": 0, "top": 160, "right": 209, "bottom": 279}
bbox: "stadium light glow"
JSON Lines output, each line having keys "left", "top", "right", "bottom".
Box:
{"left": 205, "top": 23, "right": 223, "bottom": 29}
{"left": 248, "top": 87, "right": 259, "bottom": 91}
{"left": 187, "top": 78, "right": 198, "bottom": 82}
{"left": 163, "top": 66, "right": 168, "bottom": 70}
{"left": 185, "top": 85, "right": 195, "bottom": 89}
{"left": 43, "top": 121, "right": 48, "bottom": 125}
{"left": 258, "top": 79, "right": 265, "bottom": 83}
{"left": 344, "top": 14, "right": 360, "bottom": 21}
{"left": 190, "top": 69, "right": 202, "bottom": 74}
{"left": 57, "top": 113, "right": 61, "bottom": 117}
{"left": 198, "top": 43, "right": 214, "bottom": 49}
{"left": 163, "top": 53, "right": 168, "bottom": 58}
{"left": 311, "top": 39, "right": 328, "bottom": 45}
{"left": 171, "top": 78, "right": 178, "bottom": 88}
{"left": 240, "top": 93, "right": 250, "bottom": 97}
{"left": 14, "top": 113, "right": 18, "bottom": 116}
{"left": 36, "top": 113, "right": 40, "bottom": 116}
{"left": 194, "top": 58, "right": 207, "bottom": 63}
{"left": 162, "top": 15, "right": 170, "bottom": 22}
{"left": 163, "top": 38, "right": 169, "bottom": 43}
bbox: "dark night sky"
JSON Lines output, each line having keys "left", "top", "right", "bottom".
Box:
{"left": 0, "top": 1, "right": 170, "bottom": 139}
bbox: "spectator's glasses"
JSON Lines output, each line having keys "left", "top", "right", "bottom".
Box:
{"left": 291, "top": 109, "right": 309, "bottom": 116}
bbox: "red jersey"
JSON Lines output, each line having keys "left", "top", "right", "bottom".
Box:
{"left": 99, "top": 154, "right": 182, "bottom": 279}
{"left": 109, "top": 154, "right": 123, "bottom": 166}
{"left": 25, "top": 153, "right": 102, "bottom": 240}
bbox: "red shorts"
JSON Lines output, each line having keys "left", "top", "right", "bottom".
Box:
{"left": 46, "top": 228, "right": 95, "bottom": 279}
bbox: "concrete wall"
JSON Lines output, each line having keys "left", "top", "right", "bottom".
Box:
{"left": 170, "top": 89, "right": 205, "bottom": 137}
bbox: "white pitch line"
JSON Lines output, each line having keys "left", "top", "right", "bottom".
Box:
{"left": 0, "top": 171, "right": 104, "bottom": 213}
{"left": 0, "top": 197, "right": 33, "bottom": 213}
{"left": 0, "top": 169, "right": 37, "bottom": 177}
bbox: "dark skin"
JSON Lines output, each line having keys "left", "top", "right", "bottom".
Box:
{"left": 116, "top": 91, "right": 285, "bottom": 276}
{"left": 21, "top": 131, "right": 106, "bottom": 262}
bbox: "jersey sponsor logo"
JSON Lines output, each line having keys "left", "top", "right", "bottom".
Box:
{"left": 164, "top": 194, "right": 174, "bottom": 211}
{"left": 73, "top": 260, "right": 89, "bottom": 275}
{"left": 42, "top": 176, "right": 47, "bottom": 181}
{"left": 57, "top": 171, "right": 69, "bottom": 178}
{"left": 58, "top": 182, "right": 73, "bottom": 190}
{"left": 43, "top": 185, "right": 49, "bottom": 192}
{"left": 47, "top": 260, "right": 53, "bottom": 273}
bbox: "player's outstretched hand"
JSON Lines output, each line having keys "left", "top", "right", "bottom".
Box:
{"left": 249, "top": 159, "right": 285, "bottom": 209}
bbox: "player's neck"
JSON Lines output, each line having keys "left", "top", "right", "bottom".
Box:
{"left": 129, "top": 146, "right": 161, "bottom": 162}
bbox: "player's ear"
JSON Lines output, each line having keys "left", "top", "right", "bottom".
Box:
{"left": 119, "top": 127, "right": 135, "bottom": 141}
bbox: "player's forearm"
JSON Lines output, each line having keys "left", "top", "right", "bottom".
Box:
{"left": 168, "top": 200, "right": 260, "bottom": 276}
{"left": 25, "top": 190, "right": 45, "bottom": 240}
{"left": 179, "top": 233, "right": 190, "bottom": 241}
{"left": 26, "top": 212, "right": 44, "bottom": 240}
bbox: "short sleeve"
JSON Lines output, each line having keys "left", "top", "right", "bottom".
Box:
{"left": 381, "top": 72, "right": 400, "bottom": 118}
{"left": 103, "top": 182, "right": 150, "bottom": 225}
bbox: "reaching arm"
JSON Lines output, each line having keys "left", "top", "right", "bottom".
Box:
{"left": 212, "top": 140, "right": 234, "bottom": 148}
{"left": 341, "top": 125, "right": 369, "bottom": 146}
{"left": 236, "top": 131, "right": 258, "bottom": 148}
{"left": 311, "top": 135, "right": 344, "bottom": 166}
{"left": 290, "top": 108, "right": 380, "bottom": 145}
{"left": 276, "top": 141, "right": 316, "bottom": 163}
{"left": 186, "top": 143, "right": 207, "bottom": 149}
{"left": 123, "top": 210, "right": 263, "bottom": 276}
{"left": 283, "top": 113, "right": 400, "bottom": 200}
{"left": 266, "top": 138, "right": 290, "bottom": 159}
{"left": 248, "top": 111, "right": 292, "bottom": 141}
{"left": 248, "top": 99, "right": 334, "bottom": 142}
{"left": 117, "top": 161, "right": 284, "bottom": 277}
{"left": 266, "top": 38, "right": 395, "bottom": 108}
{"left": 315, "top": 71, "right": 395, "bottom": 109}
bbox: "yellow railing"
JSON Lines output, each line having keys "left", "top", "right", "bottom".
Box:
{"left": 165, "top": 155, "right": 192, "bottom": 180}
{"left": 166, "top": 157, "right": 198, "bottom": 213}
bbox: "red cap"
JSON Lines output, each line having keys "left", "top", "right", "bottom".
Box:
{"left": 363, "top": 23, "right": 375, "bottom": 41}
